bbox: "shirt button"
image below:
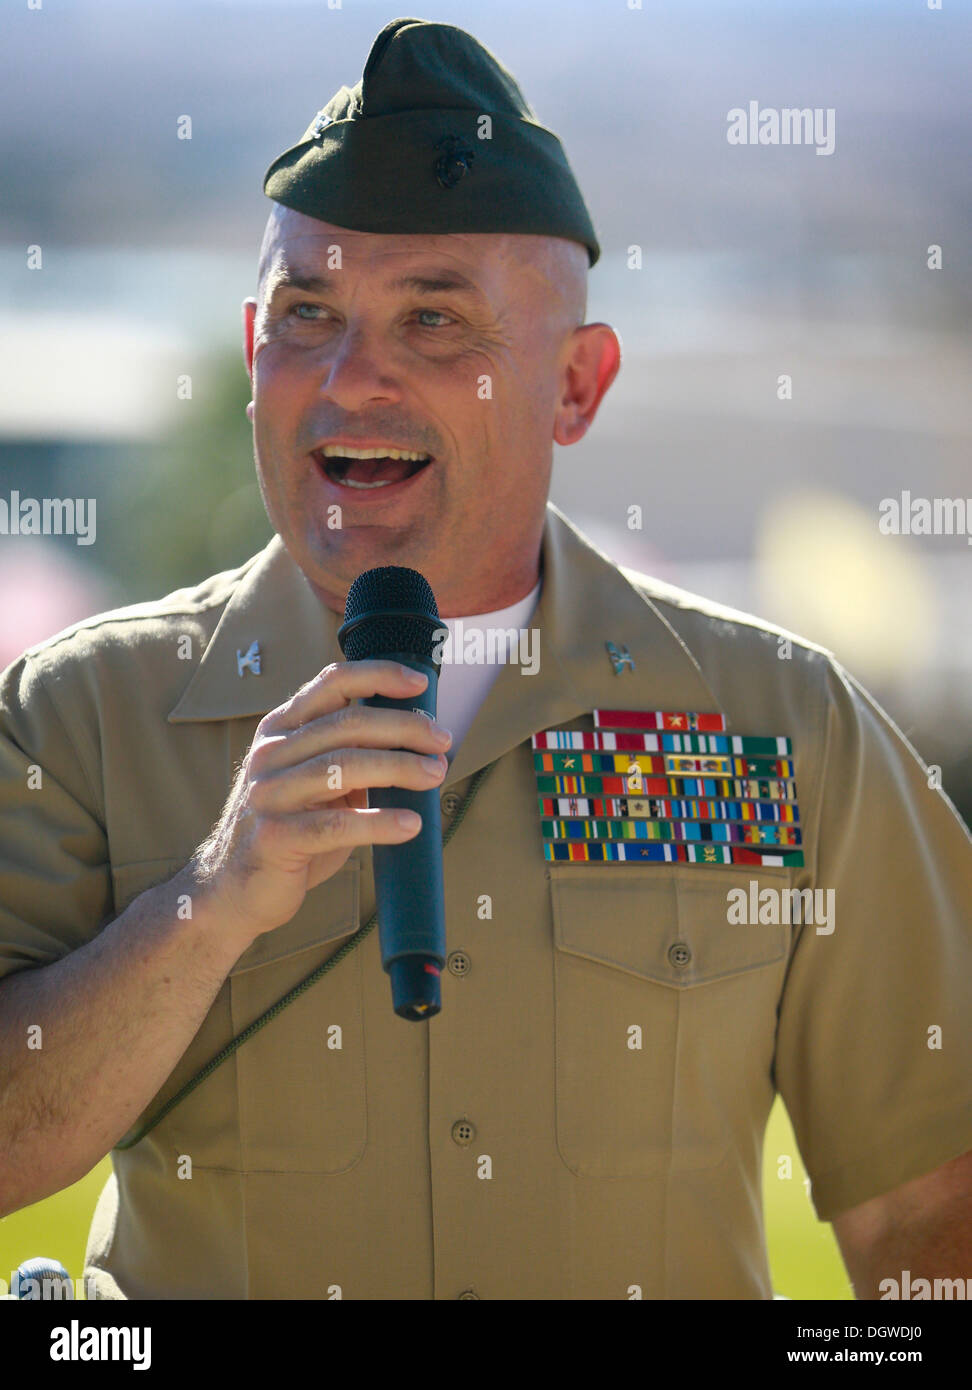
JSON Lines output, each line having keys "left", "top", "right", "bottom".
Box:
{"left": 668, "top": 941, "right": 692, "bottom": 969}
{"left": 457, "top": 1289, "right": 480, "bottom": 1299}
{"left": 447, "top": 950, "right": 470, "bottom": 978}
{"left": 451, "top": 1119, "right": 476, "bottom": 1146}
{"left": 441, "top": 791, "right": 462, "bottom": 816}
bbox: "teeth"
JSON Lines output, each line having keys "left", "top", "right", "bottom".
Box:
{"left": 339, "top": 477, "right": 395, "bottom": 489}
{"left": 320, "top": 445, "right": 430, "bottom": 461}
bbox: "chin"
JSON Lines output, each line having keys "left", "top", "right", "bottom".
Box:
{"left": 298, "top": 523, "right": 436, "bottom": 592}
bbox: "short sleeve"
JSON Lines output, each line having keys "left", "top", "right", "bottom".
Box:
{"left": 0, "top": 652, "right": 112, "bottom": 982}
{"left": 774, "top": 657, "right": 972, "bottom": 1221}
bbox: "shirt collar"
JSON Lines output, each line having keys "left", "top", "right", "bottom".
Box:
{"left": 168, "top": 502, "right": 719, "bottom": 789}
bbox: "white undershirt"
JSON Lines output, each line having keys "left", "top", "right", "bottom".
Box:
{"left": 435, "top": 578, "right": 542, "bottom": 759}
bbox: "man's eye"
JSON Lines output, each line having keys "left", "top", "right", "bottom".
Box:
{"left": 415, "top": 309, "right": 453, "bottom": 328}
{"left": 292, "top": 303, "right": 325, "bottom": 320}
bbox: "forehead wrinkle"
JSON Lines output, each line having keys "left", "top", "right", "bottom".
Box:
{"left": 389, "top": 272, "right": 482, "bottom": 297}
{"left": 266, "top": 265, "right": 484, "bottom": 300}
{"left": 256, "top": 211, "right": 587, "bottom": 327}
{"left": 258, "top": 205, "right": 481, "bottom": 286}
{"left": 258, "top": 207, "right": 514, "bottom": 298}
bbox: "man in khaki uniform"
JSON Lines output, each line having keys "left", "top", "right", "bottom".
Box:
{"left": 1, "top": 19, "right": 969, "bottom": 1300}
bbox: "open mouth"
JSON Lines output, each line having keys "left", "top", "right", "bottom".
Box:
{"left": 314, "top": 446, "right": 433, "bottom": 490}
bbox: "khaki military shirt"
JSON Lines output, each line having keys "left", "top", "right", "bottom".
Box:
{"left": 1, "top": 503, "right": 969, "bottom": 1299}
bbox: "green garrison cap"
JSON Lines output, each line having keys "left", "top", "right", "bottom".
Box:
{"left": 263, "top": 16, "right": 600, "bottom": 266}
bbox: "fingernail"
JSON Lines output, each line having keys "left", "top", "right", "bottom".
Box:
{"left": 421, "top": 754, "right": 446, "bottom": 772}
{"left": 397, "top": 810, "right": 421, "bottom": 829}
{"left": 402, "top": 666, "right": 426, "bottom": 683}
{"left": 430, "top": 725, "right": 452, "bottom": 746}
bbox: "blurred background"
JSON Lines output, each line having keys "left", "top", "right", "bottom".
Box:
{"left": 1, "top": 0, "right": 968, "bottom": 1300}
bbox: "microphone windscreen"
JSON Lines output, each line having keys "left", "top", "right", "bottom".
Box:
{"left": 339, "top": 565, "right": 442, "bottom": 662}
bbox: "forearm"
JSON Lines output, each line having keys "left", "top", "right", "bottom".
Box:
{"left": 845, "top": 1235, "right": 972, "bottom": 1300}
{"left": 849, "top": 1225, "right": 972, "bottom": 1299}
{"left": 0, "top": 863, "right": 255, "bottom": 1215}
{"left": 835, "top": 1154, "right": 972, "bottom": 1299}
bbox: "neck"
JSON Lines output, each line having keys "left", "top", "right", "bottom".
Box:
{"left": 437, "top": 565, "right": 542, "bottom": 620}
{"left": 310, "top": 549, "right": 543, "bottom": 620}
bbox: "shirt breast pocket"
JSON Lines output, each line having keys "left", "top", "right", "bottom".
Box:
{"left": 227, "top": 859, "right": 367, "bottom": 1175}
{"left": 550, "top": 865, "right": 789, "bottom": 1178}
{"left": 111, "top": 857, "right": 367, "bottom": 1176}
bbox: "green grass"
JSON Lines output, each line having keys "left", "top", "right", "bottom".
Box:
{"left": 763, "top": 1097, "right": 853, "bottom": 1299}
{"left": 1, "top": 1097, "right": 851, "bottom": 1298}
{"left": 0, "top": 1157, "right": 111, "bottom": 1299}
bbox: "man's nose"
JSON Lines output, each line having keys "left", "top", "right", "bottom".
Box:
{"left": 317, "top": 326, "right": 401, "bottom": 411}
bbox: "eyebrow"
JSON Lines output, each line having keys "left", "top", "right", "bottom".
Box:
{"left": 390, "top": 272, "right": 481, "bottom": 296}
{"left": 263, "top": 268, "right": 484, "bottom": 302}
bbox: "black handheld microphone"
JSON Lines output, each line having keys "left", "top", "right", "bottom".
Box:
{"left": 337, "top": 566, "right": 446, "bottom": 1021}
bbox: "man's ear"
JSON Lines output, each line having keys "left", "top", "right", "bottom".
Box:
{"left": 553, "top": 323, "right": 622, "bottom": 447}
{"left": 242, "top": 298, "right": 257, "bottom": 375}
{"left": 242, "top": 298, "right": 257, "bottom": 423}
